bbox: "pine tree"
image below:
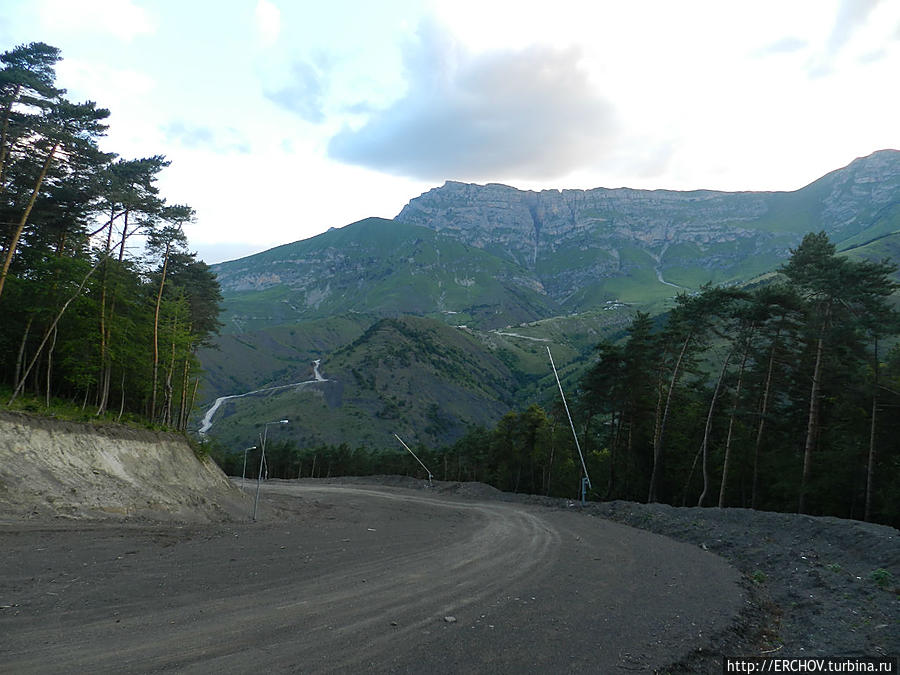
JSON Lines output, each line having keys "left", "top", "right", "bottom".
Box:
{"left": 780, "top": 232, "right": 898, "bottom": 513}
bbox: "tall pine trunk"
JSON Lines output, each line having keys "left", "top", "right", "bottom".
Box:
{"left": 719, "top": 335, "right": 751, "bottom": 507}
{"left": 163, "top": 314, "right": 178, "bottom": 427}
{"left": 0, "top": 83, "right": 22, "bottom": 191}
{"left": 44, "top": 324, "right": 58, "bottom": 407}
{"left": 117, "top": 371, "right": 126, "bottom": 423}
{"left": 688, "top": 349, "right": 731, "bottom": 506}
{"left": 96, "top": 209, "right": 115, "bottom": 415}
{"left": 14, "top": 315, "right": 32, "bottom": 388}
{"left": 799, "top": 304, "right": 830, "bottom": 514}
{"left": 648, "top": 332, "right": 692, "bottom": 502}
{"left": 605, "top": 410, "right": 620, "bottom": 500}
{"left": 10, "top": 258, "right": 102, "bottom": 403}
{"left": 178, "top": 354, "right": 191, "bottom": 431}
{"left": 0, "top": 142, "right": 58, "bottom": 300}
{"left": 864, "top": 338, "right": 879, "bottom": 522}
{"left": 151, "top": 240, "right": 172, "bottom": 421}
{"left": 752, "top": 324, "right": 783, "bottom": 508}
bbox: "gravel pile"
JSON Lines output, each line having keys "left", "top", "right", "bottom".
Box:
{"left": 581, "top": 501, "right": 898, "bottom": 670}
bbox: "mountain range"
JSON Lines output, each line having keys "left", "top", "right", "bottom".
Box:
{"left": 199, "top": 150, "right": 900, "bottom": 451}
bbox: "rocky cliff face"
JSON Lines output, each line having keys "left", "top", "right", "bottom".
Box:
{"left": 211, "top": 151, "right": 900, "bottom": 332}
{"left": 395, "top": 150, "right": 900, "bottom": 303}
{"left": 397, "top": 181, "right": 769, "bottom": 260}
{"left": 811, "top": 150, "right": 900, "bottom": 240}
{"left": 211, "top": 218, "right": 561, "bottom": 332}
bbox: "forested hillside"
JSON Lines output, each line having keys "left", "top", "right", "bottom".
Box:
{"left": 0, "top": 43, "right": 221, "bottom": 427}
{"left": 213, "top": 234, "right": 900, "bottom": 525}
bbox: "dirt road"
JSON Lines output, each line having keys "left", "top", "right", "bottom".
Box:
{"left": 1, "top": 481, "right": 742, "bottom": 673}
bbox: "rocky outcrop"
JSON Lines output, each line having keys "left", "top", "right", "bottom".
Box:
{"left": 395, "top": 150, "right": 900, "bottom": 301}
{"left": 210, "top": 151, "right": 900, "bottom": 331}
{"left": 398, "top": 181, "right": 768, "bottom": 257}
{"left": 0, "top": 412, "right": 248, "bottom": 521}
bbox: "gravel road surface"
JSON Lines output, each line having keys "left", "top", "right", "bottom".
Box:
{"left": 1, "top": 481, "right": 742, "bottom": 673}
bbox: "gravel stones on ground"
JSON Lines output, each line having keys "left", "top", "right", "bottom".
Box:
{"left": 327, "top": 475, "right": 899, "bottom": 670}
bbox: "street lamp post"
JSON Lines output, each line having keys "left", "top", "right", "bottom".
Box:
{"left": 241, "top": 446, "right": 257, "bottom": 492}
{"left": 253, "top": 419, "right": 288, "bottom": 521}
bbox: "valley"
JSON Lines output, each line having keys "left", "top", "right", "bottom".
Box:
{"left": 198, "top": 150, "right": 900, "bottom": 456}
{"left": 198, "top": 359, "right": 327, "bottom": 436}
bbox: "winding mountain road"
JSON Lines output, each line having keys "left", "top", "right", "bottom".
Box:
{"left": 0, "top": 482, "right": 742, "bottom": 673}
{"left": 199, "top": 360, "right": 328, "bottom": 435}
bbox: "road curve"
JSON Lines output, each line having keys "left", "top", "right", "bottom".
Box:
{"left": 0, "top": 482, "right": 743, "bottom": 673}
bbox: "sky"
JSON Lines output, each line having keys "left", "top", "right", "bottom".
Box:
{"left": 1, "top": 0, "right": 899, "bottom": 263}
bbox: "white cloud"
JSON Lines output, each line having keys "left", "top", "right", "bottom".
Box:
{"left": 756, "top": 37, "right": 808, "bottom": 56}
{"left": 162, "top": 121, "right": 251, "bottom": 155}
{"left": 327, "top": 20, "right": 616, "bottom": 182}
{"left": 175, "top": 147, "right": 431, "bottom": 264}
{"left": 824, "top": 0, "right": 884, "bottom": 56}
{"left": 254, "top": 0, "right": 281, "bottom": 47}
{"left": 36, "top": 0, "right": 155, "bottom": 42}
{"left": 56, "top": 58, "right": 154, "bottom": 98}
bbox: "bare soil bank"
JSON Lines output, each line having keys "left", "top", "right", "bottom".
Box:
{"left": 0, "top": 411, "right": 247, "bottom": 522}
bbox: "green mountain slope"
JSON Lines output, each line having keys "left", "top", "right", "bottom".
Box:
{"left": 840, "top": 230, "right": 900, "bottom": 284}
{"left": 196, "top": 307, "right": 639, "bottom": 452}
{"left": 213, "top": 217, "right": 558, "bottom": 333}
{"left": 212, "top": 151, "right": 899, "bottom": 339}
{"left": 197, "top": 314, "right": 375, "bottom": 398}
{"left": 199, "top": 316, "right": 522, "bottom": 450}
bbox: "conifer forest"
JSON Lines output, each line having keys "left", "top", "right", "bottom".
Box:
{"left": 0, "top": 42, "right": 221, "bottom": 428}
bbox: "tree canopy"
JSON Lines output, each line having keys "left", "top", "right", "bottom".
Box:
{"left": 0, "top": 42, "right": 221, "bottom": 429}
{"left": 576, "top": 234, "right": 899, "bottom": 523}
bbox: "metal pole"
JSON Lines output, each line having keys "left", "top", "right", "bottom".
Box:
{"left": 241, "top": 446, "right": 256, "bottom": 492}
{"left": 394, "top": 433, "right": 434, "bottom": 487}
{"left": 253, "top": 430, "right": 266, "bottom": 521}
{"left": 547, "top": 347, "right": 592, "bottom": 492}
{"left": 253, "top": 420, "right": 288, "bottom": 521}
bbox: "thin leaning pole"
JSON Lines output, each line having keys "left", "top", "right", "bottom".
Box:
{"left": 241, "top": 446, "right": 256, "bottom": 492}
{"left": 253, "top": 431, "right": 265, "bottom": 520}
{"left": 253, "top": 419, "right": 288, "bottom": 521}
{"left": 547, "top": 347, "right": 592, "bottom": 499}
{"left": 394, "top": 433, "right": 434, "bottom": 486}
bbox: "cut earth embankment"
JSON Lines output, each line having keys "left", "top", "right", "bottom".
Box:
{"left": 0, "top": 411, "right": 247, "bottom": 522}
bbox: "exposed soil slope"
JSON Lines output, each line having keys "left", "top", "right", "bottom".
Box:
{"left": 0, "top": 411, "right": 247, "bottom": 522}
